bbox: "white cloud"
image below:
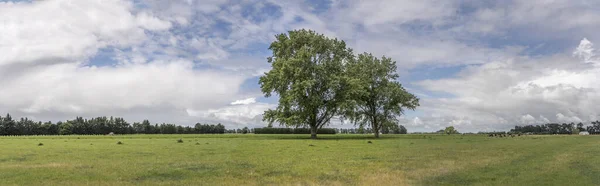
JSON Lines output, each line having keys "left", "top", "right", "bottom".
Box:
{"left": 0, "top": 0, "right": 255, "bottom": 128}
{"left": 412, "top": 117, "right": 423, "bottom": 126}
{"left": 0, "top": 0, "right": 171, "bottom": 66}
{"left": 415, "top": 38, "right": 600, "bottom": 131}
{"left": 573, "top": 38, "right": 599, "bottom": 65}
{"left": 231, "top": 98, "right": 257, "bottom": 105}
{"left": 520, "top": 114, "right": 550, "bottom": 125}
{"left": 556, "top": 113, "right": 583, "bottom": 123}
{"left": 0, "top": 60, "right": 247, "bottom": 115}
{"left": 186, "top": 102, "right": 275, "bottom": 127}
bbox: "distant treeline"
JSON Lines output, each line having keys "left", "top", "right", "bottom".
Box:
{"left": 254, "top": 127, "right": 337, "bottom": 134}
{"left": 508, "top": 121, "right": 600, "bottom": 135}
{"left": 337, "top": 125, "right": 407, "bottom": 134}
{"left": 0, "top": 114, "right": 226, "bottom": 136}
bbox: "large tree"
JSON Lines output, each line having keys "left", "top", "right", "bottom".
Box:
{"left": 259, "top": 29, "right": 353, "bottom": 139}
{"left": 343, "top": 53, "right": 419, "bottom": 138}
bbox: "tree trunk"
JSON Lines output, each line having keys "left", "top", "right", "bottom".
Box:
{"left": 373, "top": 116, "right": 380, "bottom": 138}
{"left": 310, "top": 127, "right": 317, "bottom": 139}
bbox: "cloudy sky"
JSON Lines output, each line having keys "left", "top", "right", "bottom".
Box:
{"left": 1, "top": 0, "right": 600, "bottom": 132}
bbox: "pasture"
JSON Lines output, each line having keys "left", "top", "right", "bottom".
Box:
{"left": 0, "top": 134, "right": 599, "bottom": 186}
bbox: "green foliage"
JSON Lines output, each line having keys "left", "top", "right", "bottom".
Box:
{"left": 381, "top": 122, "right": 408, "bottom": 134}
{"left": 343, "top": 53, "right": 419, "bottom": 137}
{"left": 0, "top": 113, "right": 226, "bottom": 136}
{"left": 510, "top": 122, "right": 596, "bottom": 134}
{"left": 587, "top": 121, "right": 600, "bottom": 134}
{"left": 444, "top": 126, "right": 459, "bottom": 135}
{"left": 259, "top": 29, "right": 353, "bottom": 139}
{"left": 253, "top": 127, "right": 336, "bottom": 134}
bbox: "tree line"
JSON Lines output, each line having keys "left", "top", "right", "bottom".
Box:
{"left": 337, "top": 124, "right": 407, "bottom": 134}
{"left": 509, "top": 121, "right": 600, "bottom": 134}
{"left": 259, "top": 29, "right": 419, "bottom": 139}
{"left": 0, "top": 114, "right": 227, "bottom": 135}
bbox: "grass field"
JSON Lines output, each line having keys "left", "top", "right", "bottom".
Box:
{"left": 1, "top": 134, "right": 599, "bottom": 186}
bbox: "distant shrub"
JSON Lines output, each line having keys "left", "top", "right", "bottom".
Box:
{"left": 367, "top": 141, "right": 372, "bottom": 144}
{"left": 117, "top": 141, "right": 123, "bottom": 145}
{"left": 38, "top": 143, "right": 44, "bottom": 146}
{"left": 177, "top": 139, "right": 184, "bottom": 143}
{"left": 195, "top": 142, "right": 200, "bottom": 145}
{"left": 253, "top": 127, "right": 336, "bottom": 134}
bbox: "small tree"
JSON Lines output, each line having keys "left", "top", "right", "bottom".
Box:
{"left": 397, "top": 125, "right": 407, "bottom": 134}
{"left": 444, "top": 126, "right": 458, "bottom": 135}
{"left": 343, "top": 53, "right": 419, "bottom": 138}
{"left": 577, "top": 122, "right": 586, "bottom": 131}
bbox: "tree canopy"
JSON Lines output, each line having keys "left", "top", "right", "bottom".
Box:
{"left": 444, "top": 126, "right": 459, "bottom": 135}
{"left": 259, "top": 29, "right": 354, "bottom": 139}
{"left": 343, "top": 53, "right": 419, "bottom": 138}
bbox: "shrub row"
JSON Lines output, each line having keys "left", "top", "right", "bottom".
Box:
{"left": 253, "top": 127, "right": 336, "bottom": 134}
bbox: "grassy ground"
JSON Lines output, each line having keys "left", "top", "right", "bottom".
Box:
{"left": 0, "top": 134, "right": 599, "bottom": 186}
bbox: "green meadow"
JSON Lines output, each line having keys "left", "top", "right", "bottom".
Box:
{"left": 1, "top": 134, "right": 599, "bottom": 186}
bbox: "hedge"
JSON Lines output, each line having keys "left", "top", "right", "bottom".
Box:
{"left": 253, "top": 127, "right": 336, "bottom": 134}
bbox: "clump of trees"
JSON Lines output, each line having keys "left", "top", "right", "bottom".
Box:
{"left": 337, "top": 124, "right": 407, "bottom": 134}
{"left": 381, "top": 123, "right": 408, "bottom": 134}
{"left": 0, "top": 114, "right": 226, "bottom": 136}
{"left": 259, "top": 29, "right": 418, "bottom": 139}
{"left": 444, "top": 126, "right": 459, "bottom": 135}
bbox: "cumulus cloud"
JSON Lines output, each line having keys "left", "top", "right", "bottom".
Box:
{"left": 0, "top": 0, "right": 170, "bottom": 66}
{"left": 573, "top": 38, "right": 599, "bottom": 65}
{"left": 0, "top": 60, "right": 247, "bottom": 121}
{"left": 4, "top": 0, "right": 600, "bottom": 131}
{"left": 0, "top": 0, "right": 256, "bottom": 127}
{"left": 415, "top": 38, "right": 600, "bottom": 131}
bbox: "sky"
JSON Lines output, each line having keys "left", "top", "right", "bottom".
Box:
{"left": 1, "top": 0, "right": 600, "bottom": 132}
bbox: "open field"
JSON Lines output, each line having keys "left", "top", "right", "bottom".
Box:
{"left": 1, "top": 134, "right": 599, "bottom": 186}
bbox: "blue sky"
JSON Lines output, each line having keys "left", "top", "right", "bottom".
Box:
{"left": 2, "top": 0, "right": 600, "bottom": 132}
